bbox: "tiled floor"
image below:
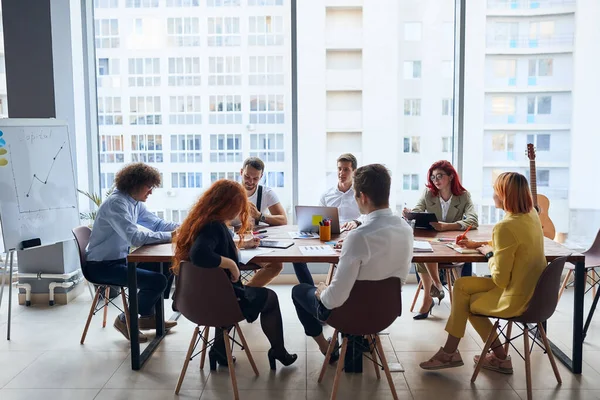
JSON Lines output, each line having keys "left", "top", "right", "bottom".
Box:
{"left": 0, "top": 282, "right": 599, "bottom": 399}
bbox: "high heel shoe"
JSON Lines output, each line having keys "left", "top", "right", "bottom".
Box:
{"left": 320, "top": 337, "right": 340, "bottom": 364}
{"left": 208, "top": 348, "right": 237, "bottom": 371}
{"left": 429, "top": 285, "right": 446, "bottom": 304}
{"left": 413, "top": 302, "right": 434, "bottom": 320}
{"left": 267, "top": 348, "right": 298, "bottom": 370}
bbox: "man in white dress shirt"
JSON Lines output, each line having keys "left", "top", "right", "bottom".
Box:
{"left": 291, "top": 164, "right": 413, "bottom": 358}
{"left": 319, "top": 153, "right": 363, "bottom": 231}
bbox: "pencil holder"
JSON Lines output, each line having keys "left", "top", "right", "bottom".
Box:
{"left": 319, "top": 225, "right": 331, "bottom": 242}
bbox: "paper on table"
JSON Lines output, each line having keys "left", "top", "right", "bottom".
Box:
{"left": 413, "top": 240, "right": 434, "bottom": 253}
{"left": 239, "top": 248, "right": 274, "bottom": 264}
{"left": 299, "top": 245, "right": 337, "bottom": 256}
{"left": 445, "top": 242, "right": 480, "bottom": 254}
{"left": 288, "top": 231, "right": 319, "bottom": 239}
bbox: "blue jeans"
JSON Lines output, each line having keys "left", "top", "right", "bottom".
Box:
{"left": 292, "top": 263, "right": 314, "bottom": 285}
{"left": 291, "top": 283, "right": 331, "bottom": 337}
{"left": 84, "top": 260, "right": 171, "bottom": 317}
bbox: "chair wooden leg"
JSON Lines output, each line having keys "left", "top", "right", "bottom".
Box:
{"left": 537, "top": 323, "right": 562, "bottom": 384}
{"left": 451, "top": 267, "right": 460, "bottom": 282}
{"left": 199, "top": 326, "right": 210, "bottom": 370}
{"left": 102, "top": 286, "right": 110, "bottom": 328}
{"left": 318, "top": 329, "right": 339, "bottom": 383}
{"left": 472, "top": 320, "right": 500, "bottom": 383}
{"left": 558, "top": 270, "right": 572, "bottom": 302}
{"left": 330, "top": 336, "right": 348, "bottom": 400}
{"left": 504, "top": 321, "right": 513, "bottom": 356}
{"left": 235, "top": 323, "right": 259, "bottom": 377}
{"left": 368, "top": 334, "right": 380, "bottom": 380}
{"left": 120, "top": 288, "right": 131, "bottom": 335}
{"left": 446, "top": 270, "right": 454, "bottom": 304}
{"left": 175, "top": 326, "right": 199, "bottom": 395}
{"left": 326, "top": 264, "right": 336, "bottom": 285}
{"left": 409, "top": 279, "right": 423, "bottom": 312}
{"left": 375, "top": 334, "right": 399, "bottom": 400}
{"left": 81, "top": 287, "right": 101, "bottom": 345}
{"left": 523, "top": 325, "right": 533, "bottom": 400}
{"left": 223, "top": 331, "right": 240, "bottom": 400}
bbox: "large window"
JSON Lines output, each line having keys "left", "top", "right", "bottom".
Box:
{"left": 207, "top": 17, "right": 241, "bottom": 47}
{"left": 128, "top": 58, "right": 160, "bottom": 87}
{"left": 168, "top": 57, "right": 201, "bottom": 86}
{"left": 209, "top": 95, "right": 242, "bottom": 124}
{"left": 169, "top": 96, "right": 202, "bottom": 124}
{"left": 210, "top": 134, "right": 242, "bottom": 162}
{"left": 131, "top": 134, "right": 163, "bottom": 163}
{"left": 100, "top": 135, "right": 125, "bottom": 163}
{"left": 209, "top": 56, "right": 241, "bottom": 86}
{"left": 170, "top": 134, "right": 202, "bottom": 163}
{"left": 167, "top": 17, "right": 200, "bottom": 47}
{"left": 130, "top": 96, "right": 162, "bottom": 125}
{"left": 250, "top": 94, "right": 284, "bottom": 124}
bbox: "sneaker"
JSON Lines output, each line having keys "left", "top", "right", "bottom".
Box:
{"left": 473, "top": 353, "right": 514, "bottom": 374}
{"left": 113, "top": 316, "right": 148, "bottom": 343}
{"left": 138, "top": 315, "right": 178, "bottom": 330}
{"left": 420, "top": 347, "right": 464, "bottom": 370}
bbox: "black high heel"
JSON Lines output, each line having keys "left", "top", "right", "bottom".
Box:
{"left": 413, "top": 302, "right": 434, "bottom": 320}
{"left": 268, "top": 348, "right": 298, "bottom": 370}
{"left": 208, "top": 348, "right": 236, "bottom": 371}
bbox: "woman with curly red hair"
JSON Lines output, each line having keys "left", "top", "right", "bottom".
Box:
{"left": 403, "top": 160, "right": 478, "bottom": 319}
{"left": 173, "top": 179, "right": 297, "bottom": 370}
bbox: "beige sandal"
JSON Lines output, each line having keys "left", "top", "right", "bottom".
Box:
{"left": 420, "top": 347, "right": 464, "bottom": 370}
{"left": 473, "top": 353, "right": 514, "bottom": 374}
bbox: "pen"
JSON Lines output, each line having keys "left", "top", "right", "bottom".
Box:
{"left": 253, "top": 229, "right": 267, "bottom": 234}
{"left": 457, "top": 225, "right": 472, "bottom": 243}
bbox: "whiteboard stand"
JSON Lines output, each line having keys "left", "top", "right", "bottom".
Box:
{"left": 0, "top": 249, "right": 15, "bottom": 340}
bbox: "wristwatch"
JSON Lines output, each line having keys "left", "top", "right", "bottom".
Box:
{"left": 485, "top": 251, "right": 494, "bottom": 261}
{"left": 353, "top": 219, "right": 362, "bottom": 227}
{"left": 259, "top": 213, "right": 266, "bottom": 222}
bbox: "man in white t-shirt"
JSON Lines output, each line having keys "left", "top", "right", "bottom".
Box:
{"left": 239, "top": 157, "right": 314, "bottom": 287}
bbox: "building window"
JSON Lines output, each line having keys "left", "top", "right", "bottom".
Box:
{"left": 404, "top": 22, "right": 421, "bottom": 41}
{"left": 493, "top": 22, "right": 518, "bottom": 45}
{"left": 95, "top": 0, "right": 119, "bottom": 8}
{"left": 442, "top": 136, "right": 451, "bottom": 153}
{"left": 529, "top": 21, "right": 554, "bottom": 41}
{"left": 491, "top": 133, "right": 516, "bottom": 160}
{"left": 263, "top": 171, "right": 284, "bottom": 188}
{"left": 402, "top": 136, "right": 420, "bottom": 154}
{"left": 98, "top": 97, "right": 123, "bottom": 125}
{"left": 131, "top": 134, "right": 163, "bottom": 163}
{"left": 97, "top": 58, "right": 120, "bottom": 88}
{"left": 528, "top": 59, "right": 553, "bottom": 77}
{"left": 126, "top": 0, "right": 158, "bottom": 7}
{"left": 209, "top": 95, "right": 242, "bottom": 124}
{"left": 482, "top": 205, "right": 505, "bottom": 225}
{"left": 491, "top": 96, "right": 516, "bottom": 115}
{"left": 403, "top": 174, "right": 419, "bottom": 190}
{"left": 169, "top": 96, "right": 202, "bottom": 124}
{"left": 537, "top": 169, "right": 550, "bottom": 187}
{"left": 167, "top": 0, "right": 200, "bottom": 6}
{"left": 404, "top": 99, "right": 421, "bottom": 116}
{"left": 209, "top": 56, "right": 242, "bottom": 86}
{"left": 211, "top": 172, "right": 241, "bottom": 183}
{"left": 250, "top": 94, "right": 284, "bottom": 124}
{"left": 403, "top": 61, "right": 421, "bottom": 79}
{"left": 249, "top": 16, "right": 284, "bottom": 46}
{"left": 100, "top": 135, "right": 125, "bottom": 163}
{"left": 208, "top": 17, "right": 241, "bottom": 47}
{"left": 172, "top": 173, "right": 202, "bottom": 189}
{"left": 527, "top": 95, "right": 552, "bottom": 115}
{"left": 171, "top": 134, "right": 202, "bottom": 163}
{"left": 100, "top": 172, "right": 115, "bottom": 190}
{"left": 493, "top": 59, "right": 516, "bottom": 78}
{"left": 442, "top": 61, "right": 453, "bottom": 79}
{"left": 169, "top": 209, "right": 189, "bottom": 223}
{"left": 208, "top": 0, "right": 240, "bottom": 6}
{"left": 210, "top": 134, "right": 242, "bottom": 162}
{"left": 249, "top": 56, "right": 284, "bottom": 86}
{"left": 167, "top": 17, "right": 200, "bottom": 47}
{"left": 527, "top": 133, "right": 551, "bottom": 151}
{"left": 95, "top": 19, "right": 119, "bottom": 48}
{"left": 250, "top": 133, "right": 284, "bottom": 162}
{"left": 150, "top": 210, "right": 166, "bottom": 219}
{"left": 130, "top": 96, "right": 162, "bottom": 125}
{"left": 168, "top": 57, "right": 201, "bottom": 86}
{"left": 249, "top": 0, "right": 282, "bottom": 5}
{"left": 128, "top": 58, "right": 160, "bottom": 87}
{"left": 442, "top": 99, "right": 453, "bottom": 116}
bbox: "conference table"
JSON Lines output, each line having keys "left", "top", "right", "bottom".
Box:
{"left": 127, "top": 225, "right": 585, "bottom": 373}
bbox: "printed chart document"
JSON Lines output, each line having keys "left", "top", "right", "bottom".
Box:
{"left": 239, "top": 248, "right": 274, "bottom": 264}
{"left": 288, "top": 231, "right": 319, "bottom": 239}
{"left": 413, "top": 240, "right": 434, "bottom": 253}
{"left": 445, "top": 242, "right": 480, "bottom": 254}
{"left": 299, "top": 245, "right": 337, "bottom": 256}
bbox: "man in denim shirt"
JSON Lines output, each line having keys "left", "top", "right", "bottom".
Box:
{"left": 86, "top": 163, "right": 178, "bottom": 342}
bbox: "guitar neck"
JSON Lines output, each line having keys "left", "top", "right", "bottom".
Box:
{"left": 529, "top": 159, "right": 539, "bottom": 207}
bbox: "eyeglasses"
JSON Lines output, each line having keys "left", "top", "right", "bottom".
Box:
{"left": 430, "top": 173, "right": 448, "bottom": 181}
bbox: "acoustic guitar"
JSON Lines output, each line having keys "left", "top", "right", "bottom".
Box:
{"left": 527, "top": 143, "right": 556, "bottom": 240}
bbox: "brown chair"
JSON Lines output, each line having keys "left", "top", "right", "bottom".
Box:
{"left": 174, "top": 261, "right": 258, "bottom": 398}
{"left": 72, "top": 226, "right": 130, "bottom": 345}
{"left": 319, "top": 277, "right": 402, "bottom": 400}
{"left": 471, "top": 256, "right": 568, "bottom": 400}
{"left": 409, "top": 263, "right": 464, "bottom": 312}
{"left": 558, "top": 228, "right": 600, "bottom": 301}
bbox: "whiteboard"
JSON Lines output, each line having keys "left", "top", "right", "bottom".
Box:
{"left": 0, "top": 119, "right": 79, "bottom": 251}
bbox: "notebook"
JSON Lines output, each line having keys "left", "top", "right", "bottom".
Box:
{"left": 446, "top": 242, "right": 480, "bottom": 254}
{"left": 413, "top": 240, "right": 434, "bottom": 253}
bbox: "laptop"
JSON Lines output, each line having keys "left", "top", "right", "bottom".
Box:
{"left": 405, "top": 212, "right": 438, "bottom": 230}
{"left": 295, "top": 206, "right": 341, "bottom": 234}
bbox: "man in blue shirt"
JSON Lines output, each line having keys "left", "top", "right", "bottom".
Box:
{"left": 86, "top": 163, "right": 178, "bottom": 342}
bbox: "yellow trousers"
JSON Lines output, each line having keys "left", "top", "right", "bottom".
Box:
{"left": 445, "top": 276, "right": 497, "bottom": 340}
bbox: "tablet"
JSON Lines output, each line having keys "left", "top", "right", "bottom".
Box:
{"left": 406, "top": 212, "right": 438, "bottom": 229}
{"left": 259, "top": 240, "right": 294, "bottom": 249}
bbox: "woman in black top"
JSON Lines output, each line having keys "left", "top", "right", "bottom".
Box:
{"left": 173, "top": 179, "right": 297, "bottom": 370}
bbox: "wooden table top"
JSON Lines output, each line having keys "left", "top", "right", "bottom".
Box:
{"left": 127, "top": 225, "right": 584, "bottom": 264}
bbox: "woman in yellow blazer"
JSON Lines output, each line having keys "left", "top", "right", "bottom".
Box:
{"left": 419, "top": 172, "right": 546, "bottom": 374}
{"left": 402, "top": 160, "right": 478, "bottom": 319}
